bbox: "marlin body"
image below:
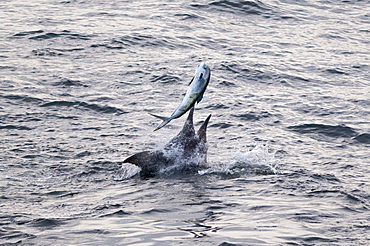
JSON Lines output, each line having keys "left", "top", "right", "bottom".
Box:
{"left": 123, "top": 107, "right": 211, "bottom": 177}
{"left": 150, "top": 62, "right": 211, "bottom": 131}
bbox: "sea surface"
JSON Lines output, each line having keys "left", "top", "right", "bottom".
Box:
{"left": 1, "top": 0, "right": 370, "bottom": 245}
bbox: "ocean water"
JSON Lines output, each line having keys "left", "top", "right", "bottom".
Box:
{"left": 1, "top": 0, "right": 369, "bottom": 245}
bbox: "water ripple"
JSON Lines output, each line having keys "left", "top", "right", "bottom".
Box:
{"left": 288, "top": 124, "right": 358, "bottom": 139}
{"left": 191, "top": 0, "right": 270, "bottom": 16}
{"left": 40, "top": 100, "right": 127, "bottom": 115}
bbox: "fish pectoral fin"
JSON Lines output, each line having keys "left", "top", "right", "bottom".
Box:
{"left": 188, "top": 76, "right": 194, "bottom": 86}
{"left": 194, "top": 90, "right": 205, "bottom": 103}
{"left": 196, "top": 93, "right": 204, "bottom": 103}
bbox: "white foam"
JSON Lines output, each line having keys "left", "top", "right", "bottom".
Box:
{"left": 199, "top": 144, "right": 279, "bottom": 176}
{"left": 117, "top": 143, "right": 279, "bottom": 179}
{"left": 114, "top": 163, "right": 142, "bottom": 180}
{"left": 158, "top": 143, "right": 208, "bottom": 175}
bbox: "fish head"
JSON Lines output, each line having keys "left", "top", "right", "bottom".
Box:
{"left": 197, "top": 62, "right": 208, "bottom": 70}
{"left": 195, "top": 62, "right": 211, "bottom": 82}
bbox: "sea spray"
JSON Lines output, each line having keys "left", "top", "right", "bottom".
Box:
{"left": 114, "top": 163, "right": 141, "bottom": 180}
{"left": 199, "top": 144, "right": 279, "bottom": 176}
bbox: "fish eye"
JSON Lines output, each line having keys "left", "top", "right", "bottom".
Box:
{"left": 200, "top": 73, "right": 203, "bottom": 79}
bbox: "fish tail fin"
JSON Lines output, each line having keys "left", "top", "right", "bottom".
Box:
{"left": 149, "top": 113, "right": 172, "bottom": 131}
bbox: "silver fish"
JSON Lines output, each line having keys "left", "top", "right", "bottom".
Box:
{"left": 150, "top": 62, "right": 211, "bottom": 131}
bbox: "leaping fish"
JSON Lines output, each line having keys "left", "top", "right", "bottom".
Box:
{"left": 150, "top": 62, "right": 211, "bottom": 131}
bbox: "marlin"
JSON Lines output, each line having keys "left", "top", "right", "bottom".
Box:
{"left": 123, "top": 107, "right": 211, "bottom": 177}
{"left": 150, "top": 62, "right": 211, "bottom": 131}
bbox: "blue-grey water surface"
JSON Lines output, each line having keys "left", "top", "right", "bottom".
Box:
{"left": 1, "top": 0, "right": 370, "bottom": 245}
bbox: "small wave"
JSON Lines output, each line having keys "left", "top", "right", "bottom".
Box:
{"left": 32, "top": 48, "right": 84, "bottom": 56}
{"left": 99, "top": 210, "right": 132, "bottom": 218}
{"left": 1, "top": 94, "right": 44, "bottom": 104}
{"left": 29, "top": 32, "right": 62, "bottom": 40}
{"left": 354, "top": 133, "right": 370, "bottom": 144}
{"left": 150, "top": 74, "right": 181, "bottom": 84}
{"left": 91, "top": 43, "right": 125, "bottom": 50}
{"left": 232, "top": 111, "right": 272, "bottom": 122}
{"left": 0, "top": 125, "right": 33, "bottom": 131}
{"left": 218, "top": 80, "right": 236, "bottom": 87}
{"left": 118, "top": 34, "right": 179, "bottom": 49}
{"left": 325, "top": 68, "right": 347, "bottom": 75}
{"left": 199, "top": 144, "right": 279, "bottom": 176}
{"left": 94, "top": 203, "right": 122, "bottom": 211}
{"left": 191, "top": 0, "right": 270, "bottom": 16}
{"left": 26, "top": 30, "right": 92, "bottom": 40}
{"left": 218, "top": 62, "right": 309, "bottom": 86}
{"left": 11, "top": 30, "right": 44, "bottom": 38}
{"left": 29, "top": 218, "right": 67, "bottom": 230}
{"left": 318, "top": 33, "right": 346, "bottom": 40}
{"left": 205, "top": 103, "right": 230, "bottom": 110}
{"left": 218, "top": 62, "right": 266, "bottom": 83}
{"left": 32, "top": 48, "right": 63, "bottom": 56}
{"left": 174, "top": 13, "right": 204, "bottom": 20}
{"left": 0, "top": 228, "right": 35, "bottom": 242}
{"left": 52, "top": 78, "right": 87, "bottom": 87}
{"left": 220, "top": 62, "right": 250, "bottom": 74}
{"left": 44, "top": 190, "right": 73, "bottom": 197}
{"left": 288, "top": 124, "right": 358, "bottom": 139}
{"left": 309, "top": 173, "right": 341, "bottom": 183}
{"left": 210, "top": 122, "right": 234, "bottom": 129}
{"left": 40, "top": 100, "right": 127, "bottom": 115}
{"left": 0, "top": 65, "right": 17, "bottom": 71}
{"left": 350, "top": 99, "right": 370, "bottom": 107}
{"left": 92, "top": 34, "right": 189, "bottom": 50}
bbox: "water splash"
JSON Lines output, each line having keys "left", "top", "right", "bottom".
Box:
{"left": 114, "top": 163, "right": 141, "bottom": 180}
{"left": 116, "top": 144, "right": 279, "bottom": 179}
{"left": 158, "top": 143, "right": 208, "bottom": 175}
{"left": 199, "top": 144, "right": 279, "bottom": 176}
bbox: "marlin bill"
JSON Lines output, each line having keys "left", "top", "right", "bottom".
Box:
{"left": 150, "top": 62, "right": 211, "bottom": 131}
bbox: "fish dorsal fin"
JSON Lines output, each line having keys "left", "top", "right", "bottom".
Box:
{"left": 180, "top": 106, "right": 195, "bottom": 136}
{"left": 197, "top": 114, "right": 212, "bottom": 142}
{"left": 165, "top": 107, "right": 196, "bottom": 149}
